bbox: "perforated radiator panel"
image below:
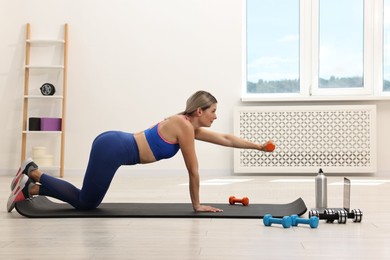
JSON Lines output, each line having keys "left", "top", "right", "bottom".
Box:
{"left": 234, "top": 105, "right": 376, "bottom": 174}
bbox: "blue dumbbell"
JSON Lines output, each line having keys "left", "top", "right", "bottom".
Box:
{"left": 263, "top": 214, "right": 292, "bottom": 228}
{"left": 290, "top": 214, "right": 319, "bottom": 228}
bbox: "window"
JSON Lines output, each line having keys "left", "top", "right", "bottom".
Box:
{"left": 244, "top": 0, "right": 389, "bottom": 101}
{"left": 318, "top": 0, "right": 364, "bottom": 89}
{"left": 384, "top": 0, "right": 390, "bottom": 92}
{"left": 246, "top": 0, "right": 299, "bottom": 94}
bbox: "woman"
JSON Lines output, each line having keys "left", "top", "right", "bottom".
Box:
{"left": 7, "top": 91, "right": 274, "bottom": 213}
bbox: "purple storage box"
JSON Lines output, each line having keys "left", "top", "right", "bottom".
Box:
{"left": 40, "top": 117, "right": 62, "bottom": 131}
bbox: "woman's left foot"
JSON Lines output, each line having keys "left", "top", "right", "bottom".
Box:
{"left": 10, "top": 158, "right": 38, "bottom": 191}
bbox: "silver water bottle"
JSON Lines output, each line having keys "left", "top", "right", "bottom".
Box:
{"left": 315, "top": 168, "right": 327, "bottom": 209}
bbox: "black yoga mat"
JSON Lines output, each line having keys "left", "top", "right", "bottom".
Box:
{"left": 15, "top": 196, "right": 307, "bottom": 218}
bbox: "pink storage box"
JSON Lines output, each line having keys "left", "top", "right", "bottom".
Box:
{"left": 40, "top": 117, "right": 62, "bottom": 131}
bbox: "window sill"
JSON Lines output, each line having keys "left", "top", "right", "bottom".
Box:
{"left": 241, "top": 94, "right": 390, "bottom": 102}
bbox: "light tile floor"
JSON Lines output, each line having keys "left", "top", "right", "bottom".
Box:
{"left": 1, "top": 171, "right": 389, "bottom": 259}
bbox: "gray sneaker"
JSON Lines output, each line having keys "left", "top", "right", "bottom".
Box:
{"left": 10, "top": 158, "right": 38, "bottom": 191}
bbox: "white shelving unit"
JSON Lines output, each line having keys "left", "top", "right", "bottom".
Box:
{"left": 21, "top": 23, "right": 68, "bottom": 178}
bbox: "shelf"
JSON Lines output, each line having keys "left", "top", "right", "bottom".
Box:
{"left": 22, "top": 23, "right": 68, "bottom": 178}
{"left": 25, "top": 65, "right": 64, "bottom": 69}
{"left": 24, "top": 95, "right": 63, "bottom": 99}
{"left": 23, "top": 131, "right": 62, "bottom": 134}
{"left": 27, "top": 39, "right": 65, "bottom": 44}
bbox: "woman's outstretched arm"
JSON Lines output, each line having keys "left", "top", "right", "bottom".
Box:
{"left": 195, "top": 128, "right": 274, "bottom": 151}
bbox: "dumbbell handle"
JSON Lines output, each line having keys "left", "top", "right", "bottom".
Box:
{"left": 317, "top": 213, "right": 338, "bottom": 221}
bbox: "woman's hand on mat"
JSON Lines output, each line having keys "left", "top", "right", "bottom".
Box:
{"left": 194, "top": 205, "right": 223, "bottom": 213}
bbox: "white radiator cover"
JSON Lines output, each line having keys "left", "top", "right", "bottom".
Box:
{"left": 234, "top": 105, "right": 377, "bottom": 174}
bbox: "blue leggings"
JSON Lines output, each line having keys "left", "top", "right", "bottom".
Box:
{"left": 38, "top": 131, "right": 140, "bottom": 210}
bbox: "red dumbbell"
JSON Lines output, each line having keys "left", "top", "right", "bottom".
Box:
{"left": 229, "top": 196, "right": 249, "bottom": 206}
{"left": 263, "top": 141, "right": 275, "bottom": 152}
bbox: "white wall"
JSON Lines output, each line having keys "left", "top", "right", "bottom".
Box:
{"left": 1, "top": 0, "right": 390, "bottom": 176}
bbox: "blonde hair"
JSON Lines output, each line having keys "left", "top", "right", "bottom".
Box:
{"left": 180, "top": 91, "right": 218, "bottom": 116}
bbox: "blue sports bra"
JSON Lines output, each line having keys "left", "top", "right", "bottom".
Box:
{"left": 144, "top": 123, "right": 180, "bottom": 161}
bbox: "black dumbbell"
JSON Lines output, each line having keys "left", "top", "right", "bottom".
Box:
{"left": 310, "top": 208, "right": 363, "bottom": 223}
{"left": 309, "top": 209, "right": 347, "bottom": 224}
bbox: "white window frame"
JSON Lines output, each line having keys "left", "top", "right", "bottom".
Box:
{"left": 242, "top": 0, "right": 390, "bottom": 102}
